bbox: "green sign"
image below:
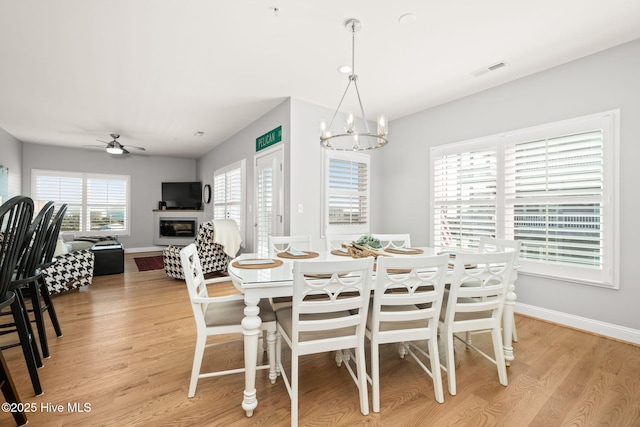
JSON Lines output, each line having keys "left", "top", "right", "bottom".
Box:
{"left": 256, "top": 126, "right": 282, "bottom": 152}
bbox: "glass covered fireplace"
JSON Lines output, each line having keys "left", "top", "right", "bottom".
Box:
{"left": 159, "top": 219, "right": 196, "bottom": 238}
{"left": 152, "top": 210, "right": 204, "bottom": 246}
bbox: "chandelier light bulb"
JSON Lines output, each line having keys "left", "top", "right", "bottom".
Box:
{"left": 377, "top": 115, "right": 388, "bottom": 136}
{"left": 346, "top": 112, "right": 355, "bottom": 133}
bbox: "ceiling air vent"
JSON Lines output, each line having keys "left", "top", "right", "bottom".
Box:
{"left": 472, "top": 61, "right": 508, "bottom": 77}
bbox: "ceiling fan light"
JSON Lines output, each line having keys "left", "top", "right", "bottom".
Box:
{"left": 106, "top": 146, "right": 123, "bottom": 154}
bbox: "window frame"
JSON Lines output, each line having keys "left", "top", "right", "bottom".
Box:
{"left": 31, "top": 169, "right": 131, "bottom": 236}
{"left": 429, "top": 110, "right": 620, "bottom": 289}
{"left": 323, "top": 150, "right": 370, "bottom": 237}
{"left": 213, "top": 159, "right": 246, "bottom": 244}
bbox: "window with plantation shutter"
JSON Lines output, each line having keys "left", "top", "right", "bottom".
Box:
{"left": 324, "top": 151, "right": 370, "bottom": 236}
{"left": 32, "top": 170, "right": 130, "bottom": 235}
{"left": 433, "top": 148, "right": 497, "bottom": 250}
{"left": 505, "top": 130, "right": 604, "bottom": 269}
{"left": 430, "top": 111, "right": 619, "bottom": 288}
{"left": 213, "top": 160, "right": 245, "bottom": 242}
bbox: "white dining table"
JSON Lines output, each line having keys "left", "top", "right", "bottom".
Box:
{"left": 227, "top": 247, "right": 517, "bottom": 417}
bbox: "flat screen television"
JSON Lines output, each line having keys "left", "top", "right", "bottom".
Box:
{"left": 162, "top": 182, "right": 203, "bottom": 210}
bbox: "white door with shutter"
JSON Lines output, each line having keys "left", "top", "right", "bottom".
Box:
{"left": 254, "top": 147, "right": 283, "bottom": 255}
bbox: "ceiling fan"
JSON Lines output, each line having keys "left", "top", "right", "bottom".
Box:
{"left": 86, "top": 133, "right": 146, "bottom": 155}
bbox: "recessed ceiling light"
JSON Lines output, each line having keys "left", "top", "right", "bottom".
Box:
{"left": 337, "top": 64, "right": 352, "bottom": 74}
{"left": 194, "top": 131, "right": 204, "bottom": 137}
{"left": 398, "top": 13, "right": 416, "bottom": 25}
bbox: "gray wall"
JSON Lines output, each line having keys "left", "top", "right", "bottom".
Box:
{"left": 289, "top": 98, "right": 340, "bottom": 249}
{"left": 380, "top": 39, "right": 640, "bottom": 331}
{"left": 0, "top": 127, "right": 23, "bottom": 198}
{"left": 22, "top": 143, "right": 197, "bottom": 250}
{"left": 197, "top": 99, "right": 291, "bottom": 252}
{"left": 196, "top": 96, "right": 379, "bottom": 253}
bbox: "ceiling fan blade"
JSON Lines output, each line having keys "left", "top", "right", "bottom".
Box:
{"left": 122, "top": 147, "right": 130, "bottom": 154}
{"left": 82, "top": 144, "right": 108, "bottom": 148}
{"left": 96, "top": 139, "right": 110, "bottom": 144}
{"left": 124, "top": 145, "right": 146, "bottom": 151}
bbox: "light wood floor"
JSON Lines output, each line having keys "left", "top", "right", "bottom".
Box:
{"left": 1, "top": 252, "right": 639, "bottom": 426}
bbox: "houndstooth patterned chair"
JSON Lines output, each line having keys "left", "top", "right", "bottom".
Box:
{"left": 42, "top": 248, "right": 95, "bottom": 295}
{"left": 163, "top": 221, "right": 232, "bottom": 279}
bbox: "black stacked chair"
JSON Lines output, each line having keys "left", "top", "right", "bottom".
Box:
{"left": 0, "top": 196, "right": 35, "bottom": 425}
{"left": 9, "top": 202, "right": 56, "bottom": 360}
{"left": 29, "top": 203, "right": 67, "bottom": 357}
{"left": 0, "top": 200, "right": 53, "bottom": 396}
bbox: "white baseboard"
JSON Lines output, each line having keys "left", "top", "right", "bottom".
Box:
{"left": 125, "top": 246, "right": 164, "bottom": 254}
{"left": 515, "top": 303, "right": 640, "bottom": 345}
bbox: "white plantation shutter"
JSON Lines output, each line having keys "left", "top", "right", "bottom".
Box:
{"left": 505, "top": 131, "right": 604, "bottom": 269}
{"left": 33, "top": 172, "right": 83, "bottom": 231}
{"left": 32, "top": 170, "right": 130, "bottom": 235}
{"left": 86, "top": 177, "right": 128, "bottom": 231}
{"left": 256, "top": 164, "right": 274, "bottom": 254}
{"left": 213, "top": 160, "right": 245, "bottom": 242}
{"left": 324, "top": 151, "right": 370, "bottom": 235}
{"left": 226, "top": 167, "right": 242, "bottom": 226}
{"left": 213, "top": 173, "right": 226, "bottom": 220}
{"left": 430, "top": 111, "right": 618, "bottom": 288}
{"left": 433, "top": 148, "right": 497, "bottom": 250}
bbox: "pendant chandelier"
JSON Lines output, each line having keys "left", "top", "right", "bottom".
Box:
{"left": 320, "top": 19, "right": 388, "bottom": 151}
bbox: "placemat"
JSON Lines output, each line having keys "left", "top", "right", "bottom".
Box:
{"left": 277, "top": 251, "right": 319, "bottom": 259}
{"left": 373, "top": 264, "right": 411, "bottom": 274}
{"left": 384, "top": 248, "right": 424, "bottom": 255}
{"left": 331, "top": 249, "right": 351, "bottom": 257}
{"left": 231, "top": 258, "right": 284, "bottom": 269}
{"left": 304, "top": 272, "right": 348, "bottom": 278}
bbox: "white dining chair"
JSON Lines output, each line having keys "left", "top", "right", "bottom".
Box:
{"left": 275, "top": 257, "right": 374, "bottom": 427}
{"left": 371, "top": 233, "right": 412, "bottom": 250}
{"left": 366, "top": 254, "right": 449, "bottom": 411}
{"left": 267, "top": 235, "right": 314, "bottom": 310}
{"left": 179, "top": 244, "right": 277, "bottom": 397}
{"left": 478, "top": 237, "right": 521, "bottom": 342}
{"left": 439, "top": 250, "right": 516, "bottom": 396}
{"left": 324, "top": 234, "right": 363, "bottom": 252}
{"left": 268, "top": 235, "right": 312, "bottom": 257}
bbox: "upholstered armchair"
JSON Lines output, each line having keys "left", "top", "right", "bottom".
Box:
{"left": 42, "top": 248, "right": 94, "bottom": 295}
{"left": 163, "top": 219, "right": 241, "bottom": 279}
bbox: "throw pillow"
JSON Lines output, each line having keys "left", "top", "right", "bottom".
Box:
{"left": 53, "top": 238, "right": 69, "bottom": 257}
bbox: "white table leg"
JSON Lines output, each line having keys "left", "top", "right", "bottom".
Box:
{"left": 241, "top": 295, "right": 262, "bottom": 417}
{"left": 267, "top": 330, "right": 277, "bottom": 384}
{"left": 503, "top": 275, "right": 517, "bottom": 366}
{"left": 275, "top": 331, "right": 282, "bottom": 376}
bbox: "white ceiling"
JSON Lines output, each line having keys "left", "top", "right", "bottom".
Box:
{"left": 1, "top": 1, "right": 639, "bottom": 159}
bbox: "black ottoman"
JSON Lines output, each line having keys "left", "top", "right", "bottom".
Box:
{"left": 92, "top": 241, "right": 124, "bottom": 276}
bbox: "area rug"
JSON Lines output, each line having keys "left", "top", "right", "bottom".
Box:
{"left": 134, "top": 255, "right": 165, "bottom": 272}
